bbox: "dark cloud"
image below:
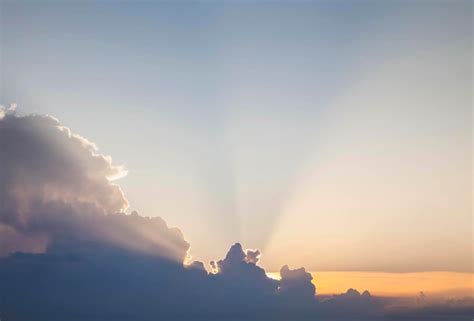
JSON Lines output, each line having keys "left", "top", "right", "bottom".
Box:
{"left": 245, "top": 248, "right": 261, "bottom": 264}
{"left": 318, "top": 288, "right": 377, "bottom": 317}
{"left": 0, "top": 111, "right": 472, "bottom": 321}
{"left": 278, "top": 265, "right": 316, "bottom": 305}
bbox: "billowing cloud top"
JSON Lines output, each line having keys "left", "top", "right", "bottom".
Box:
{"left": 0, "top": 112, "right": 188, "bottom": 261}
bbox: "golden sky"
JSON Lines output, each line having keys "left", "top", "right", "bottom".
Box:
{"left": 3, "top": 1, "right": 471, "bottom": 273}
{"left": 268, "top": 271, "right": 473, "bottom": 297}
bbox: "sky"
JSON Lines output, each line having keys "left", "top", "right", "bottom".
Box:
{"left": 0, "top": 104, "right": 471, "bottom": 321}
{"left": 0, "top": 0, "right": 472, "bottom": 275}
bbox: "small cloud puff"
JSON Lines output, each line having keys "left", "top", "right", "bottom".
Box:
{"left": 245, "top": 248, "right": 261, "bottom": 264}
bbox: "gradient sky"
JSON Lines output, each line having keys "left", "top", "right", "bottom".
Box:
{"left": 267, "top": 271, "right": 473, "bottom": 297}
{"left": 0, "top": 0, "right": 472, "bottom": 273}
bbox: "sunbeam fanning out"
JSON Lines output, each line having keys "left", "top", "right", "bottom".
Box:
{"left": 0, "top": 1, "right": 472, "bottom": 320}
{"left": 262, "top": 5, "right": 471, "bottom": 272}
{"left": 2, "top": 0, "right": 471, "bottom": 270}
{"left": 0, "top": 110, "right": 472, "bottom": 321}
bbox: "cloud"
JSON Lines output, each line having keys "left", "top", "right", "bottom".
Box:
{"left": 0, "top": 112, "right": 188, "bottom": 261}
{"left": 0, "top": 112, "right": 472, "bottom": 321}
{"left": 245, "top": 248, "right": 261, "bottom": 264}
{"left": 278, "top": 265, "right": 316, "bottom": 304}
{"left": 320, "top": 288, "right": 374, "bottom": 313}
{"left": 210, "top": 242, "right": 278, "bottom": 294}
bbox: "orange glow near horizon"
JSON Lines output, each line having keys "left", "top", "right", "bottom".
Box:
{"left": 267, "top": 271, "right": 473, "bottom": 298}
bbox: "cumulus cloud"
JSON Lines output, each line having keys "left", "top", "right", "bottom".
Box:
{"left": 210, "top": 243, "right": 277, "bottom": 294}
{"left": 278, "top": 265, "right": 316, "bottom": 303}
{"left": 0, "top": 112, "right": 188, "bottom": 261}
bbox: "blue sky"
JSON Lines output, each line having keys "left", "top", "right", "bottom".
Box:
{"left": 0, "top": 0, "right": 471, "bottom": 272}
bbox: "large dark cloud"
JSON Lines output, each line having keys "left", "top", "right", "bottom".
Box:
{"left": 0, "top": 111, "right": 471, "bottom": 321}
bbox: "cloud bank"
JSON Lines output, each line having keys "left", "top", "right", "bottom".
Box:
{"left": 0, "top": 111, "right": 471, "bottom": 321}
